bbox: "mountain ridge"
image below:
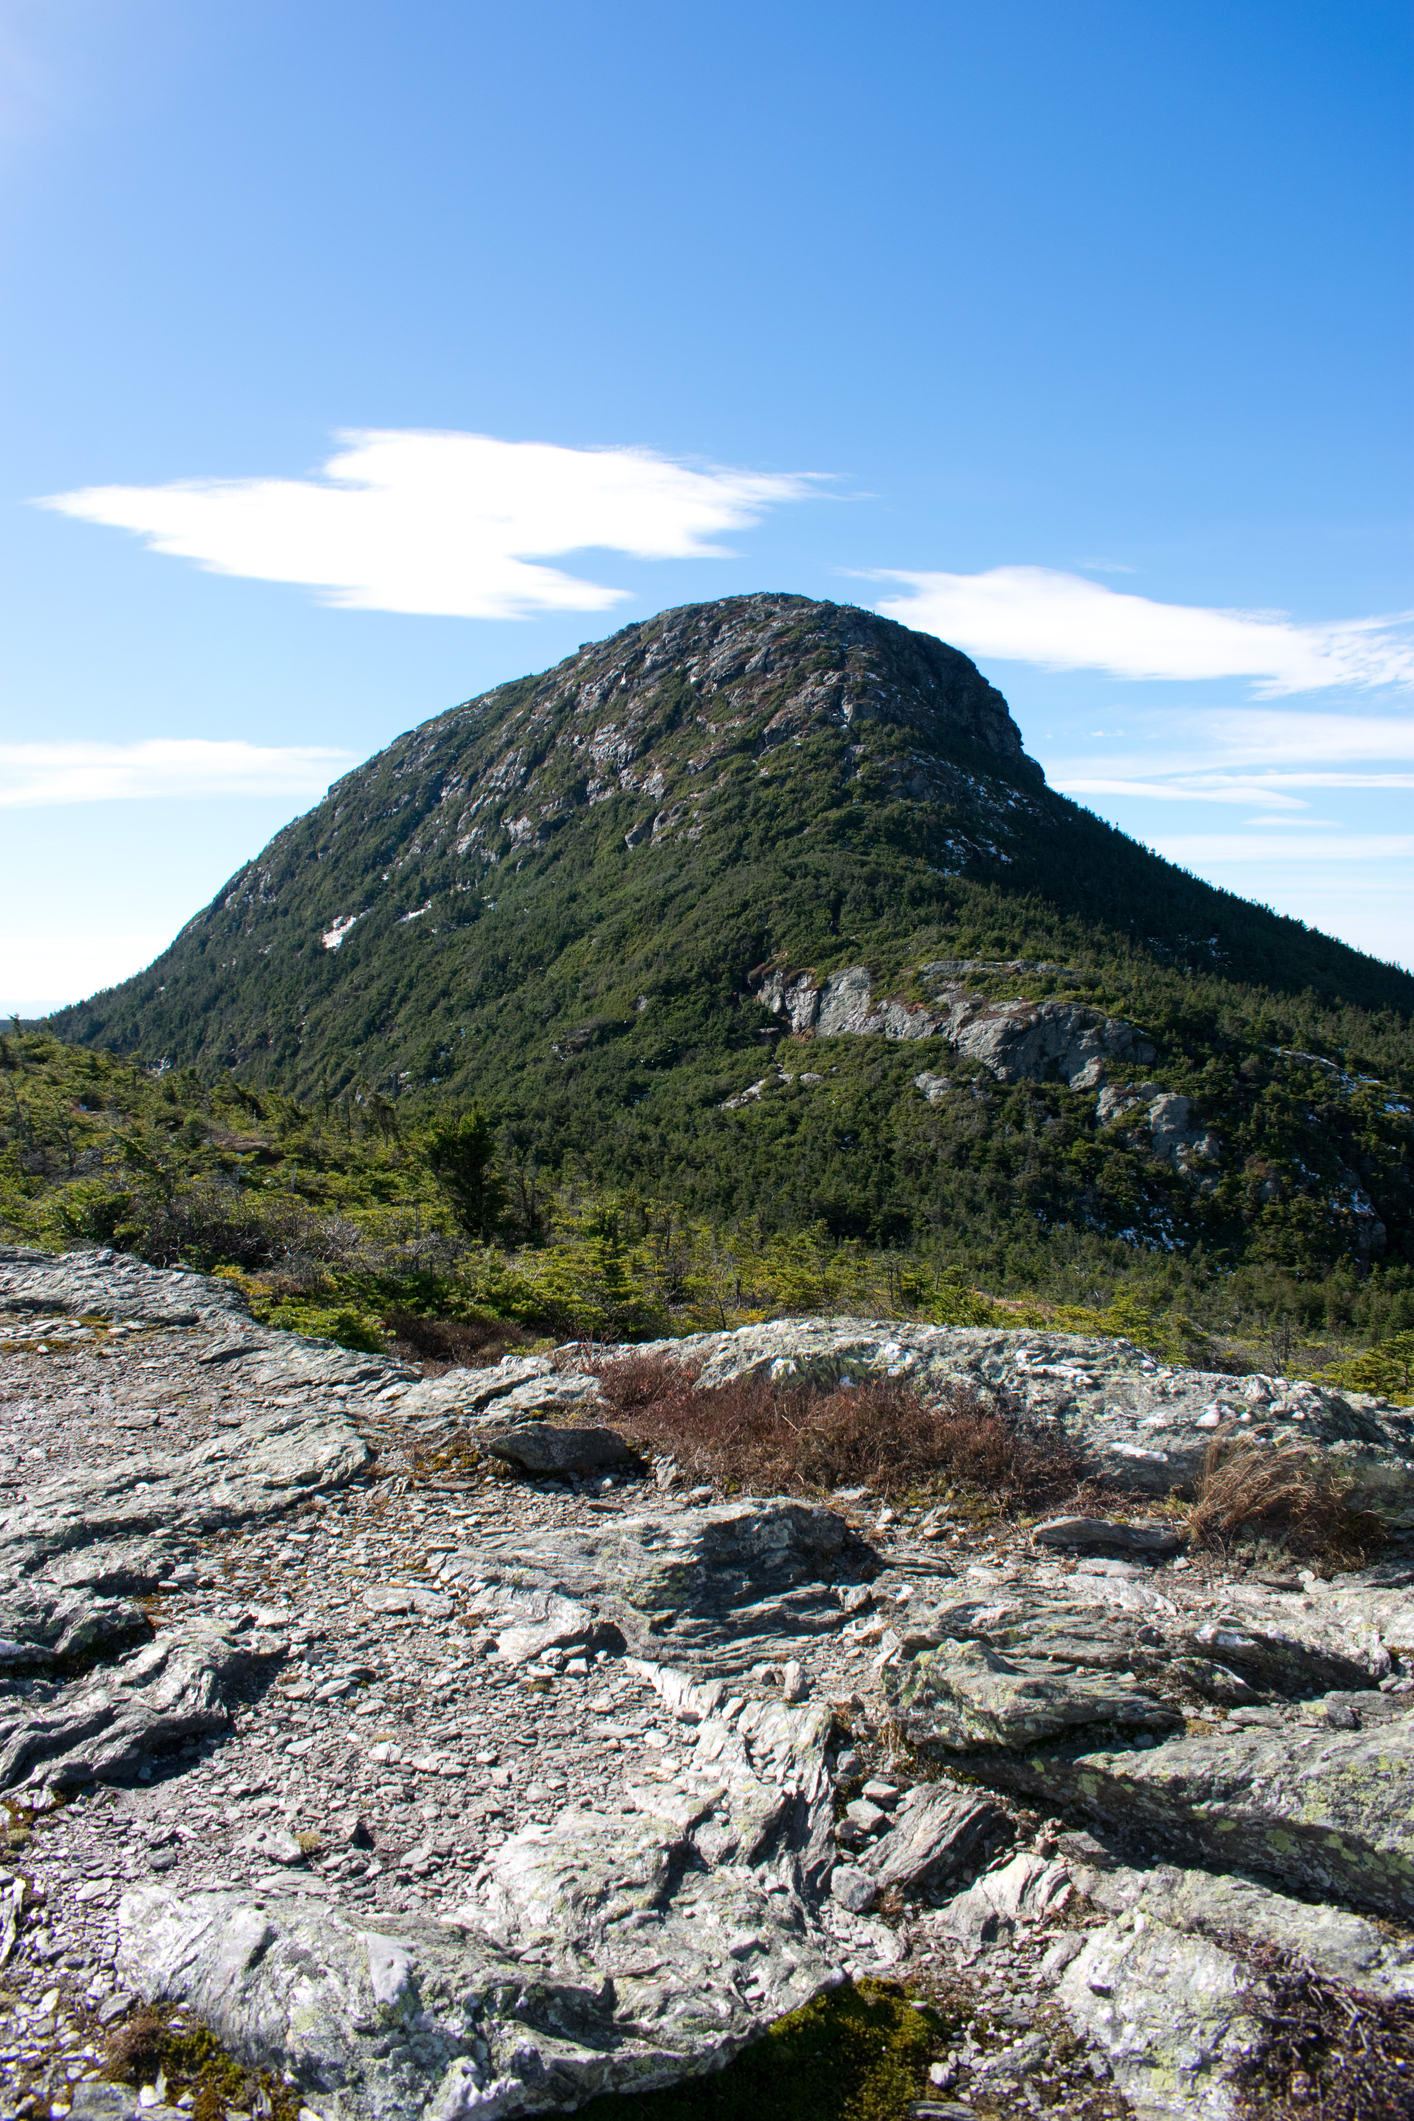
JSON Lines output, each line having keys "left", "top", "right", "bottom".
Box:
{"left": 51, "top": 593, "right": 1414, "bottom": 1281}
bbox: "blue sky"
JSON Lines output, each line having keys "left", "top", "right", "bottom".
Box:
{"left": 2, "top": 0, "right": 1411, "bottom": 1012}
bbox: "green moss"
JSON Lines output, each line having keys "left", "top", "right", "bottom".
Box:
{"left": 103, "top": 2004, "right": 300, "bottom": 2121}
{"left": 577, "top": 1981, "right": 941, "bottom": 2121}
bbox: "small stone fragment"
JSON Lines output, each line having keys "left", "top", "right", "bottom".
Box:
{"left": 829, "top": 1865, "right": 878, "bottom": 1913}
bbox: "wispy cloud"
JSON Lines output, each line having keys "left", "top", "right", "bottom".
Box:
{"left": 40, "top": 430, "right": 818, "bottom": 620}
{"left": 1045, "top": 707, "right": 1414, "bottom": 813}
{"left": 874, "top": 566, "right": 1414, "bottom": 695}
{"left": 0, "top": 739, "right": 358, "bottom": 808}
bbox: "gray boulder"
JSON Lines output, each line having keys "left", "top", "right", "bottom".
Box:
{"left": 439, "top": 1499, "right": 874, "bottom": 1674}
{"left": 940, "top": 1850, "right": 1073, "bottom": 1948}
{"left": 863, "top": 1780, "right": 1009, "bottom": 1894}
{"left": 0, "top": 1245, "right": 245, "bottom": 1329}
{"left": 1033, "top": 1516, "right": 1181, "bottom": 1557}
{"left": 483, "top": 1588, "right": 617, "bottom": 1667}
{"left": 886, "top": 1635, "right": 1179, "bottom": 1753}
{"left": 478, "top": 1425, "right": 639, "bottom": 1476}
{"left": 1070, "top": 1853, "right": 1414, "bottom": 2001}
{"left": 1057, "top": 1907, "right": 1265, "bottom": 2120}
{"left": 1057, "top": 1854, "right": 1414, "bottom": 2120}
{"left": 397, "top": 1356, "right": 604, "bottom": 1427}
{"left": 0, "top": 1577, "right": 150, "bottom": 1674}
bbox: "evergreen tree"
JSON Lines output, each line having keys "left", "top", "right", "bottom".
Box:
{"left": 424, "top": 1108, "right": 505, "bottom": 1240}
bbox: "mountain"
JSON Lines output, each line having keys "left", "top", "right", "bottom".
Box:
{"left": 53, "top": 594, "right": 1414, "bottom": 1284}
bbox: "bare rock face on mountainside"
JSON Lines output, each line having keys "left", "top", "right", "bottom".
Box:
{"left": 4, "top": 1247, "right": 1414, "bottom": 2120}
{"left": 49, "top": 594, "right": 1414, "bottom": 1285}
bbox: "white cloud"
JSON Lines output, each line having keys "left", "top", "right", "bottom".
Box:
{"left": 0, "top": 934, "right": 168, "bottom": 1017}
{"left": 41, "top": 430, "right": 817, "bottom": 620}
{"left": 0, "top": 739, "right": 358, "bottom": 808}
{"left": 1056, "top": 768, "right": 1414, "bottom": 805}
{"left": 875, "top": 566, "right": 1414, "bottom": 695}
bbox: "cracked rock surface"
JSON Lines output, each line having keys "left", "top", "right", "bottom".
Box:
{"left": 2, "top": 1252, "right": 1414, "bottom": 2121}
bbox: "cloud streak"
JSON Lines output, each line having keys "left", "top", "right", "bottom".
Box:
{"left": 41, "top": 430, "right": 818, "bottom": 619}
{"left": 1045, "top": 707, "right": 1414, "bottom": 813}
{"left": 0, "top": 739, "right": 358, "bottom": 807}
{"left": 875, "top": 566, "right": 1414, "bottom": 695}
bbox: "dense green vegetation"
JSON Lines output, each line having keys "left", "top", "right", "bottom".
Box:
{"left": 34, "top": 598, "right": 1414, "bottom": 1378}
{"left": 4, "top": 1028, "right": 1412, "bottom": 1387}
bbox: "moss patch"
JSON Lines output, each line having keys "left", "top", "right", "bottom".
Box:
{"left": 577, "top": 1981, "right": 940, "bottom": 2121}
{"left": 104, "top": 2004, "right": 300, "bottom": 2121}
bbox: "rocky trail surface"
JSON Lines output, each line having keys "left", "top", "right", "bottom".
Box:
{"left": 1, "top": 1251, "right": 1413, "bottom": 2121}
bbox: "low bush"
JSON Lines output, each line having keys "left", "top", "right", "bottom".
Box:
{"left": 587, "top": 1355, "right": 1088, "bottom": 1509}
{"left": 383, "top": 1307, "right": 533, "bottom": 1369}
{"left": 1321, "top": 1328, "right": 1414, "bottom": 1405}
{"left": 1187, "top": 1435, "right": 1386, "bottom": 1566}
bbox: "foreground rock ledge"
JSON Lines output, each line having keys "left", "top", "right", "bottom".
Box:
{"left": 3, "top": 1250, "right": 1414, "bottom": 2121}
{"left": 117, "top": 1670, "right": 839, "bottom": 2119}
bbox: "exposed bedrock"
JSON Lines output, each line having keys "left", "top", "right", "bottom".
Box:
{"left": 2, "top": 1251, "right": 1414, "bottom": 2117}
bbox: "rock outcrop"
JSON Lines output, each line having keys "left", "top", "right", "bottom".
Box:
{"left": 619, "top": 1315, "right": 1414, "bottom": 1516}
{"left": 753, "top": 962, "right": 1156, "bottom": 1090}
{"left": 3, "top": 1252, "right": 1414, "bottom": 2118}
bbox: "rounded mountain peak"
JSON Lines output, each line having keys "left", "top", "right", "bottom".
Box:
{"left": 527, "top": 591, "right": 1038, "bottom": 780}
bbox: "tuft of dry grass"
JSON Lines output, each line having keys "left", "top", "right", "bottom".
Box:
{"left": 585, "top": 1355, "right": 1088, "bottom": 1510}
{"left": 1188, "top": 1434, "right": 1386, "bottom": 1566}
{"left": 1233, "top": 1950, "right": 1414, "bottom": 2120}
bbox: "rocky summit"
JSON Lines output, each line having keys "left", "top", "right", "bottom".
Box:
{"left": 4, "top": 1248, "right": 1414, "bottom": 2120}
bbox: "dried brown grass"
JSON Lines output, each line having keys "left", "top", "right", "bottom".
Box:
{"left": 1188, "top": 1433, "right": 1386, "bottom": 1566}
{"left": 585, "top": 1354, "right": 1088, "bottom": 1510}
{"left": 384, "top": 1309, "right": 532, "bottom": 1372}
{"left": 105, "top": 2004, "right": 299, "bottom": 2121}
{"left": 1233, "top": 1949, "right": 1414, "bottom": 2121}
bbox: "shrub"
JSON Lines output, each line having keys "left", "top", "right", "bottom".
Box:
{"left": 260, "top": 1299, "right": 387, "bottom": 1352}
{"left": 1320, "top": 1329, "right": 1414, "bottom": 1406}
{"left": 383, "top": 1307, "right": 532, "bottom": 1369}
{"left": 586, "top": 1355, "right": 1087, "bottom": 1508}
{"left": 1187, "top": 1435, "right": 1385, "bottom": 1566}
